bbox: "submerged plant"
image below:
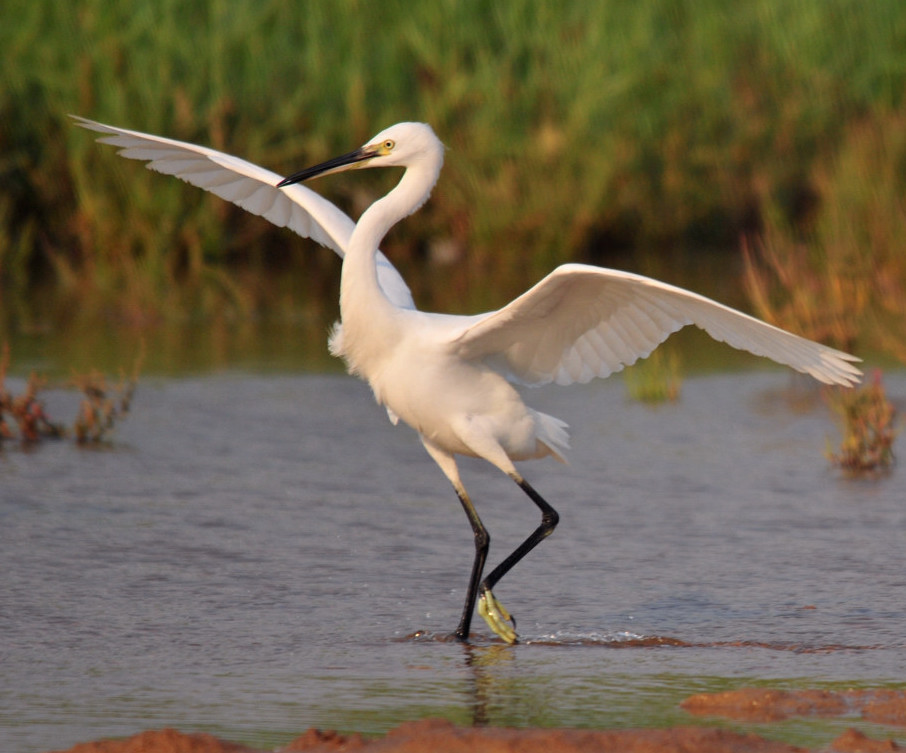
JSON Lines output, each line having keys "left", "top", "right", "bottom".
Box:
{"left": 0, "top": 342, "right": 140, "bottom": 446}
{"left": 825, "top": 370, "right": 898, "bottom": 476}
{"left": 71, "top": 367, "right": 139, "bottom": 444}
{"left": 624, "top": 348, "right": 682, "bottom": 405}
{"left": 0, "top": 346, "right": 66, "bottom": 441}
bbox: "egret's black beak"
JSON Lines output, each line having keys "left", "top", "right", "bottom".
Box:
{"left": 276, "top": 145, "right": 378, "bottom": 188}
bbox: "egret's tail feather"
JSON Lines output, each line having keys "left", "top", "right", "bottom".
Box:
{"left": 532, "top": 410, "right": 570, "bottom": 463}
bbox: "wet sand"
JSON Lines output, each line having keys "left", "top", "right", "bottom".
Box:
{"left": 47, "top": 688, "right": 906, "bottom": 753}
{"left": 682, "top": 687, "right": 906, "bottom": 726}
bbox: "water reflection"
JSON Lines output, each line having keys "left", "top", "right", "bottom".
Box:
{"left": 3, "top": 296, "right": 796, "bottom": 379}
{"left": 3, "top": 315, "right": 341, "bottom": 376}
{"left": 460, "top": 644, "right": 515, "bottom": 726}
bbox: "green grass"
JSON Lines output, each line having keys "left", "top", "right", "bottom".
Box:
{"left": 2, "top": 0, "right": 906, "bottom": 360}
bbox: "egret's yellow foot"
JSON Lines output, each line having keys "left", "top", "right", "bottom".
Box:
{"left": 477, "top": 589, "right": 518, "bottom": 644}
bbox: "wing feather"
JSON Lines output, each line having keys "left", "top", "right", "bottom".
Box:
{"left": 453, "top": 263, "right": 861, "bottom": 387}
{"left": 71, "top": 116, "right": 415, "bottom": 310}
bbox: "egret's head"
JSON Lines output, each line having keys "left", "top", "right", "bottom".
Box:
{"left": 276, "top": 122, "right": 442, "bottom": 188}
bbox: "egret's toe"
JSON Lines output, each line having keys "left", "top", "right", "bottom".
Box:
{"left": 477, "top": 589, "right": 518, "bottom": 644}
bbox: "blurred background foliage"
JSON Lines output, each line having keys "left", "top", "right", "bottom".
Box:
{"left": 2, "top": 0, "right": 905, "bottom": 372}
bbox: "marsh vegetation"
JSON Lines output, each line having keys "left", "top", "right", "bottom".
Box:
{"left": 2, "top": 2, "right": 905, "bottom": 357}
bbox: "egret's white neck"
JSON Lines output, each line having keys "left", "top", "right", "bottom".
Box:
{"left": 340, "top": 147, "right": 443, "bottom": 315}
{"left": 337, "top": 145, "right": 443, "bottom": 375}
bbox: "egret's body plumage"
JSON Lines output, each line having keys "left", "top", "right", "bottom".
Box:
{"left": 76, "top": 116, "right": 861, "bottom": 643}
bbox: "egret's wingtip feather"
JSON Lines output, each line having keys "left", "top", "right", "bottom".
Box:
{"left": 70, "top": 115, "right": 104, "bottom": 132}
{"left": 453, "top": 263, "right": 865, "bottom": 390}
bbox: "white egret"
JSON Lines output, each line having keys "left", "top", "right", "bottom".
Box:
{"left": 75, "top": 117, "right": 861, "bottom": 644}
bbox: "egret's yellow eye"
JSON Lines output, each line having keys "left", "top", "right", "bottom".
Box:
{"left": 382, "top": 139, "right": 395, "bottom": 151}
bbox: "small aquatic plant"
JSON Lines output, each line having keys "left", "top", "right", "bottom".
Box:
{"left": 70, "top": 368, "right": 138, "bottom": 444}
{"left": 0, "top": 343, "right": 140, "bottom": 446}
{"left": 0, "top": 351, "right": 66, "bottom": 442}
{"left": 825, "top": 370, "right": 897, "bottom": 476}
{"left": 624, "top": 348, "right": 682, "bottom": 404}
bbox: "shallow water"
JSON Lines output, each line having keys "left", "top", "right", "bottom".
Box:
{"left": 1, "top": 371, "right": 904, "bottom": 752}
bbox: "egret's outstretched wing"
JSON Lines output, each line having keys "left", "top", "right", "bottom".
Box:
{"left": 452, "top": 263, "right": 861, "bottom": 387}
{"left": 71, "top": 116, "right": 415, "bottom": 309}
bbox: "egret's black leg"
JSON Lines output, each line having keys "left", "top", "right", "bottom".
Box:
{"left": 478, "top": 478, "right": 559, "bottom": 638}
{"left": 453, "top": 488, "right": 490, "bottom": 641}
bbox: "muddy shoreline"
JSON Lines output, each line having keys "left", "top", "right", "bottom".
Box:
{"left": 48, "top": 687, "right": 906, "bottom": 753}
